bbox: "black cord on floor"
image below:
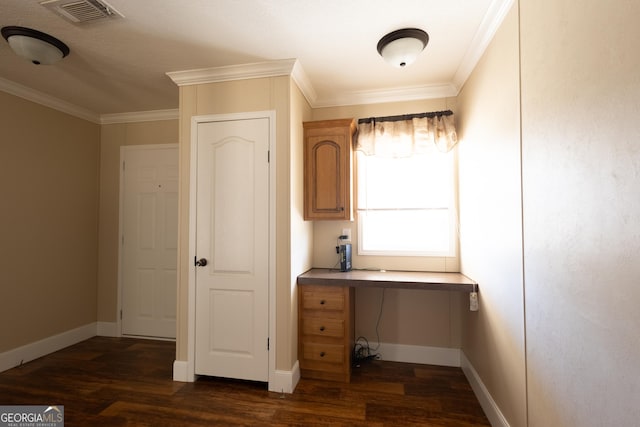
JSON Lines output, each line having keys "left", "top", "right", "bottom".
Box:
{"left": 353, "top": 336, "right": 379, "bottom": 366}
{"left": 353, "top": 288, "right": 386, "bottom": 366}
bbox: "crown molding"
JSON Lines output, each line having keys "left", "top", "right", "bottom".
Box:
{"left": 452, "top": 0, "right": 515, "bottom": 91}
{"left": 0, "top": 76, "right": 100, "bottom": 123}
{"left": 0, "top": 76, "right": 178, "bottom": 125}
{"left": 100, "top": 109, "right": 179, "bottom": 124}
{"left": 313, "top": 83, "right": 459, "bottom": 108}
{"left": 166, "top": 58, "right": 320, "bottom": 108}
{"left": 166, "top": 59, "right": 301, "bottom": 87}
{"left": 290, "top": 60, "right": 317, "bottom": 106}
{"left": 165, "top": 59, "right": 461, "bottom": 109}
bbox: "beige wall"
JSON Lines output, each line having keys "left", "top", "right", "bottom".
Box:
{"left": 311, "top": 99, "right": 463, "bottom": 351}
{"left": 457, "top": 4, "right": 527, "bottom": 426}
{"left": 457, "top": 0, "right": 640, "bottom": 424}
{"left": 289, "top": 81, "right": 314, "bottom": 364}
{"left": 520, "top": 0, "right": 640, "bottom": 424}
{"left": 0, "top": 91, "right": 100, "bottom": 352}
{"left": 175, "top": 76, "right": 309, "bottom": 372}
{"left": 97, "top": 119, "right": 179, "bottom": 323}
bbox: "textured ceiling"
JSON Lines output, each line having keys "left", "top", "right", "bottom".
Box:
{"left": 0, "top": 0, "right": 512, "bottom": 121}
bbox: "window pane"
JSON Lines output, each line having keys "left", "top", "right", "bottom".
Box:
{"left": 359, "top": 209, "right": 451, "bottom": 254}
{"left": 357, "top": 152, "right": 452, "bottom": 209}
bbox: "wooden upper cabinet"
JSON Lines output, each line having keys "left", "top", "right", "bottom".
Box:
{"left": 303, "top": 119, "right": 356, "bottom": 220}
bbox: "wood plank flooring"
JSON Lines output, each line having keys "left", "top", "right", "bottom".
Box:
{"left": 0, "top": 337, "right": 490, "bottom": 426}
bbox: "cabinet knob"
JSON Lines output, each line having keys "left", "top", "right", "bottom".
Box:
{"left": 319, "top": 299, "right": 326, "bottom": 305}
{"left": 320, "top": 351, "right": 326, "bottom": 358}
{"left": 319, "top": 326, "right": 325, "bottom": 332}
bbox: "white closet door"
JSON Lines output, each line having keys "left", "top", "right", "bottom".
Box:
{"left": 194, "top": 117, "right": 270, "bottom": 382}
{"left": 121, "top": 145, "right": 178, "bottom": 339}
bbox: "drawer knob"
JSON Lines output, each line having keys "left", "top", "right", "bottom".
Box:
{"left": 320, "top": 351, "right": 326, "bottom": 357}
{"left": 320, "top": 299, "right": 326, "bottom": 305}
{"left": 319, "top": 326, "right": 325, "bottom": 332}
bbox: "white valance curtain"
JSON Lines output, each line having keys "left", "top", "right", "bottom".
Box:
{"left": 355, "top": 111, "right": 458, "bottom": 157}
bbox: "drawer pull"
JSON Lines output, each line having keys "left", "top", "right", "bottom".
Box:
{"left": 320, "top": 299, "right": 326, "bottom": 305}
{"left": 320, "top": 351, "right": 326, "bottom": 357}
{"left": 319, "top": 326, "right": 325, "bottom": 332}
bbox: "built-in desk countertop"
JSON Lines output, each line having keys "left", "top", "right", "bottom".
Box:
{"left": 297, "top": 268, "right": 477, "bottom": 292}
{"left": 296, "top": 268, "right": 477, "bottom": 382}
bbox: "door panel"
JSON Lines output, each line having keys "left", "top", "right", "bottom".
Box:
{"left": 121, "top": 145, "right": 178, "bottom": 339}
{"left": 195, "top": 118, "right": 270, "bottom": 382}
{"left": 207, "top": 289, "right": 254, "bottom": 354}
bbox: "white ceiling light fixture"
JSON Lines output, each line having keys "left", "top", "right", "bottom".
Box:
{"left": 377, "top": 28, "right": 429, "bottom": 68}
{"left": 1, "top": 26, "right": 70, "bottom": 65}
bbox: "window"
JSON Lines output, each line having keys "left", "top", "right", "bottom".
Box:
{"left": 355, "top": 114, "right": 458, "bottom": 257}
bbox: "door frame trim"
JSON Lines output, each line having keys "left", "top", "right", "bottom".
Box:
{"left": 117, "top": 144, "right": 179, "bottom": 338}
{"left": 186, "top": 111, "right": 276, "bottom": 387}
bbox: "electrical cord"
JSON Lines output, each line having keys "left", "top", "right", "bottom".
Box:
{"left": 353, "top": 336, "right": 378, "bottom": 364}
{"left": 372, "top": 287, "right": 385, "bottom": 351}
{"left": 353, "top": 288, "right": 386, "bottom": 365}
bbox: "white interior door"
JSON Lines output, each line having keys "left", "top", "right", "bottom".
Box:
{"left": 121, "top": 145, "right": 178, "bottom": 339}
{"left": 194, "top": 118, "right": 270, "bottom": 382}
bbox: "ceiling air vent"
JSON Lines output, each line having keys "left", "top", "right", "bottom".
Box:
{"left": 40, "top": 0, "right": 124, "bottom": 24}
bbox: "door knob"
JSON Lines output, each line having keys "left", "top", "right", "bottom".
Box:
{"left": 195, "top": 258, "right": 208, "bottom": 267}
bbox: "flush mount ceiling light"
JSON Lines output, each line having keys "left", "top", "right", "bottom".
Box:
{"left": 1, "top": 26, "right": 70, "bottom": 65}
{"left": 377, "top": 28, "right": 429, "bottom": 68}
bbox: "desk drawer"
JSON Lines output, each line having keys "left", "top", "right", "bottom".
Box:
{"left": 301, "top": 288, "right": 344, "bottom": 311}
{"left": 302, "top": 317, "right": 344, "bottom": 338}
{"left": 302, "top": 342, "right": 344, "bottom": 364}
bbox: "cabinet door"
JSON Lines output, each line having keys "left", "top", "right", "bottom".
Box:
{"left": 303, "top": 119, "right": 355, "bottom": 220}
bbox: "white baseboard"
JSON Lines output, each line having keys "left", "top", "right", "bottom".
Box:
{"left": 0, "top": 323, "right": 97, "bottom": 373}
{"left": 269, "top": 360, "right": 300, "bottom": 394}
{"left": 460, "top": 351, "right": 510, "bottom": 427}
{"left": 97, "top": 321, "right": 119, "bottom": 337}
{"left": 375, "top": 342, "right": 461, "bottom": 367}
{"left": 172, "top": 360, "right": 194, "bottom": 382}
{"left": 173, "top": 358, "right": 300, "bottom": 393}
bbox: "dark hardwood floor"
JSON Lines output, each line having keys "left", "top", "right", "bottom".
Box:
{"left": 0, "top": 337, "right": 489, "bottom": 426}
